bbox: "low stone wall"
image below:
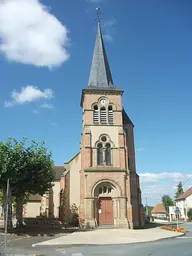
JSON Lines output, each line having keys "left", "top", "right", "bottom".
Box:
{"left": 24, "top": 218, "right": 62, "bottom": 228}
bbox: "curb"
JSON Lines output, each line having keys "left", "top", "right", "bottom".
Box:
{"left": 31, "top": 232, "right": 186, "bottom": 248}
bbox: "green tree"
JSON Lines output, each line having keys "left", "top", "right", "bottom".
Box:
{"left": 0, "top": 137, "right": 55, "bottom": 228}
{"left": 0, "top": 189, "right": 3, "bottom": 204}
{"left": 175, "top": 182, "right": 184, "bottom": 200}
{"left": 144, "top": 206, "right": 154, "bottom": 217}
{"left": 187, "top": 208, "right": 192, "bottom": 221}
{"left": 162, "top": 195, "right": 174, "bottom": 214}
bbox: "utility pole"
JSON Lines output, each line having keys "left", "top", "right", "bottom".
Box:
{"left": 145, "top": 197, "right": 148, "bottom": 216}
{"left": 4, "top": 178, "right": 10, "bottom": 252}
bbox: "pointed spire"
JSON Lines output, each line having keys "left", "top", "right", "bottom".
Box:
{"left": 88, "top": 22, "right": 115, "bottom": 89}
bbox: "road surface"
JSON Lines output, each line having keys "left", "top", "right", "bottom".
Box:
{"left": 2, "top": 223, "right": 192, "bottom": 256}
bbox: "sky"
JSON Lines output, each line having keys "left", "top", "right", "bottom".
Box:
{"left": 0, "top": 0, "right": 192, "bottom": 206}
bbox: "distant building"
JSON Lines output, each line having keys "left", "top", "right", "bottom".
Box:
{"left": 175, "top": 187, "right": 192, "bottom": 221}
{"left": 151, "top": 203, "right": 167, "bottom": 219}
{"left": 24, "top": 166, "right": 64, "bottom": 218}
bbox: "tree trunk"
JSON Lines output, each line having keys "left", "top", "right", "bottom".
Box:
{"left": 16, "top": 195, "right": 24, "bottom": 228}
{"left": 3, "top": 189, "right": 13, "bottom": 231}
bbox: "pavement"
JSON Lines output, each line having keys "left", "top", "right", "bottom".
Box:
{"left": 32, "top": 226, "right": 185, "bottom": 247}
{"left": 1, "top": 222, "right": 191, "bottom": 255}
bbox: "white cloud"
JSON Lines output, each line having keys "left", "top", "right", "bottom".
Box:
{"left": 102, "top": 18, "right": 116, "bottom": 42}
{"left": 40, "top": 103, "right": 54, "bottom": 109}
{"left": 4, "top": 85, "right": 54, "bottom": 107}
{"left": 103, "top": 34, "right": 113, "bottom": 42}
{"left": 103, "top": 18, "right": 116, "bottom": 28}
{"left": 87, "top": 0, "right": 104, "bottom": 3}
{"left": 139, "top": 172, "right": 191, "bottom": 184}
{"left": 139, "top": 172, "right": 192, "bottom": 206}
{"left": 0, "top": 0, "right": 70, "bottom": 68}
{"left": 32, "top": 109, "right": 40, "bottom": 114}
{"left": 49, "top": 121, "right": 58, "bottom": 126}
{"left": 136, "top": 147, "right": 145, "bottom": 152}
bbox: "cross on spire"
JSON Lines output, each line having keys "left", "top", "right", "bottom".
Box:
{"left": 96, "top": 6, "right": 101, "bottom": 23}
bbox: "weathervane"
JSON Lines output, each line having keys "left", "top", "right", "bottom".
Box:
{"left": 96, "top": 6, "right": 102, "bottom": 23}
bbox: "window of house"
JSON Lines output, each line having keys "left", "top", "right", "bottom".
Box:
{"left": 96, "top": 135, "right": 113, "bottom": 166}
{"left": 105, "top": 143, "right": 111, "bottom": 166}
{"left": 97, "top": 143, "right": 103, "bottom": 165}
{"left": 108, "top": 187, "right": 112, "bottom": 193}
{"left": 108, "top": 105, "right": 113, "bottom": 124}
{"left": 98, "top": 185, "right": 113, "bottom": 195}
{"left": 93, "top": 105, "right": 99, "bottom": 124}
{"left": 101, "top": 136, "right": 107, "bottom": 142}
{"left": 100, "top": 107, "right": 107, "bottom": 124}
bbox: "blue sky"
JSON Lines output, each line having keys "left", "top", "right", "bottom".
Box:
{"left": 0, "top": 0, "right": 191, "bottom": 205}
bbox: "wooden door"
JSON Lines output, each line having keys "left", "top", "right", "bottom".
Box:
{"left": 97, "top": 197, "right": 114, "bottom": 225}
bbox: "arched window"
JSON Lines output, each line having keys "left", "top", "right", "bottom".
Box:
{"left": 108, "top": 105, "right": 113, "bottom": 124}
{"left": 100, "top": 107, "right": 107, "bottom": 124}
{"left": 97, "top": 143, "right": 103, "bottom": 165}
{"left": 93, "top": 105, "right": 99, "bottom": 123}
{"left": 105, "top": 143, "right": 111, "bottom": 166}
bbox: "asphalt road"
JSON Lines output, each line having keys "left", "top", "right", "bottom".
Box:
{"left": 2, "top": 223, "right": 192, "bottom": 256}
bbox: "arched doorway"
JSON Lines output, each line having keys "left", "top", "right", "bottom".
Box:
{"left": 93, "top": 181, "right": 120, "bottom": 226}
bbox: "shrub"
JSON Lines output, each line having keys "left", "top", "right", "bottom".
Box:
{"left": 187, "top": 208, "right": 192, "bottom": 221}
{"left": 161, "top": 225, "right": 186, "bottom": 233}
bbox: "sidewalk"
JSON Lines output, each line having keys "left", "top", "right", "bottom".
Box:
{"left": 32, "top": 227, "right": 185, "bottom": 247}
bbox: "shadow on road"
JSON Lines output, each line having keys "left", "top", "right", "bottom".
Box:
{"left": 0, "top": 226, "right": 78, "bottom": 237}
{"left": 143, "top": 223, "right": 163, "bottom": 229}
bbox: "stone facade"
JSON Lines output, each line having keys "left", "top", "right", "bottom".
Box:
{"left": 78, "top": 89, "right": 143, "bottom": 228}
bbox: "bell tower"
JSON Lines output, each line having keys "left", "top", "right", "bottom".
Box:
{"left": 79, "top": 21, "right": 143, "bottom": 228}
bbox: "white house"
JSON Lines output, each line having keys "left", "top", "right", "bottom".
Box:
{"left": 175, "top": 187, "right": 192, "bottom": 221}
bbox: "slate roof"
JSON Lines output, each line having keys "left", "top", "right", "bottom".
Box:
{"left": 176, "top": 186, "right": 192, "bottom": 201}
{"left": 88, "top": 22, "right": 115, "bottom": 89}
{"left": 122, "top": 109, "right": 134, "bottom": 127}
{"left": 54, "top": 166, "right": 65, "bottom": 180}
{"left": 151, "top": 203, "right": 166, "bottom": 214}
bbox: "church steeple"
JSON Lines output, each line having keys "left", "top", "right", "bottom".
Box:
{"left": 88, "top": 22, "right": 115, "bottom": 89}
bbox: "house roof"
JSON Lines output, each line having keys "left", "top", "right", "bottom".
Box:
{"left": 28, "top": 166, "right": 65, "bottom": 202}
{"left": 122, "top": 109, "right": 134, "bottom": 127}
{"left": 176, "top": 186, "right": 192, "bottom": 201}
{"left": 28, "top": 194, "right": 41, "bottom": 202}
{"left": 54, "top": 166, "right": 65, "bottom": 180}
{"left": 152, "top": 203, "right": 166, "bottom": 214}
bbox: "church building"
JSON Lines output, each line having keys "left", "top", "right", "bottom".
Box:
{"left": 24, "top": 22, "right": 144, "bottom": 229}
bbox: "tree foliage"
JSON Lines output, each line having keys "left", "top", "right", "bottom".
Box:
{"left": 144, "top": 206, "right": 154, "bottom": 217}
{"left": 0, "top": 189, "right": 3, "bottom": 204}
{"left": 162, "top": 195, "right": 174, "bottom": 213}
{"left": 175, "top": 182, "right": 184, "bottom": 200}
{"left": 0, "top": 137, "right": 55, "bottom": 228}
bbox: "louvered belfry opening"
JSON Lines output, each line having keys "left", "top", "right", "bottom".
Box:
{"left": 108, "top": 105, "right": 113, "bottom": 124}
{"left": 93, "top": 105, "right": 99, "bottom": 123}
{"left": 100, "top": 107, "right": 107, "bottom": 124}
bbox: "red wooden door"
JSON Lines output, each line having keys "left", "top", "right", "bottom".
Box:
{"left": 97, "top": 197, "right": 114, "bottom": 225}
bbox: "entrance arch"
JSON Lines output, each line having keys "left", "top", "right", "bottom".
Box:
{"left": 92, "top": 180, "right": 121, "bottom": 226}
